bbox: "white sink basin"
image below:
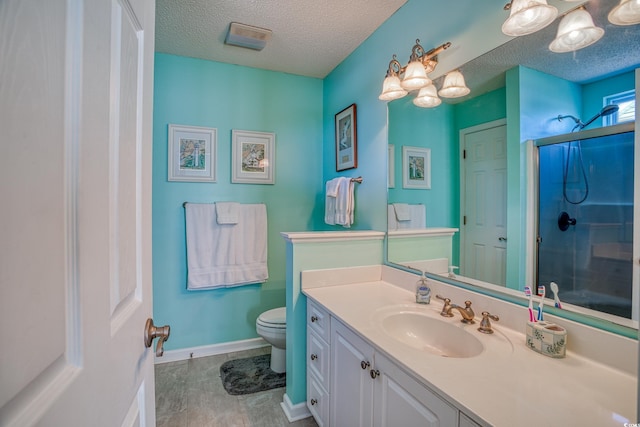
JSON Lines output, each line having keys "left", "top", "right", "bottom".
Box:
{"left": 380, "top": 312, "right": 484, "bottom": 358}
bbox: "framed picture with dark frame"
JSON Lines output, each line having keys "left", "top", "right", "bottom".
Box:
{"left": 402, "top": 146, "right": 431, "bottom": 189}
{"left": 335, "top": 103, "right": 357, "bottom": 171}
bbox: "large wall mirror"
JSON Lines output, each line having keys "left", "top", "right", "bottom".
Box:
{"left": 386, "top": 0, "right": 640, "bottom": 337}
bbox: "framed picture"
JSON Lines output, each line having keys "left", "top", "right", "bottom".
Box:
{"left": 335, "top": 103, "right": 357, "bottom": 171}
{"left": 168, "top": 124, "right": 217, "bottom": 182}
{"left": 402, "top": 146, "right": 431, "bottom": 189}
{"left": 388, "top": 144, "right": 395, "bottom": 188}
{"left": 231, "top": 130, "right": 275, "bottom": 184}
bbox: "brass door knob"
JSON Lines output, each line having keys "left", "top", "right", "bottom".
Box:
{"left": 144, "top": 318, "right": 170, "bottom": 357}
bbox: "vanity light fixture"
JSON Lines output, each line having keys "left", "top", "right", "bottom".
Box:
{"left": 438, "top": 70, "right": 470, "bottom": 98}
{"left": 501, "top": 0, "right": 558, "bottom": 36}
{"left": 379, "top": 40, "right": 470, "bottom": 107}
{"left": 608, "top": 0, "right": 640, "bottom": 26}
{"left": 549, "top": 6, "right": 604, "bottom": 53}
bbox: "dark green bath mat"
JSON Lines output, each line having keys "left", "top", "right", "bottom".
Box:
{"left": 220, "top": 354, "right": 285, "bottom": 395}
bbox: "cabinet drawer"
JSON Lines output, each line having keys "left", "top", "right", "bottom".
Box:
{"left": 307, "top": 329, "right": 330, "bottom": 389}
{"left": 307, "top": 374, "right": 329, "bottom": 427}
{"left": 308, "top": 300, "right": 330, "bottom": 342}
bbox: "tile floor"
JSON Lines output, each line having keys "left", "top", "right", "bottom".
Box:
{"left": 155, "top": 346, "right": 319, "bottom": 427}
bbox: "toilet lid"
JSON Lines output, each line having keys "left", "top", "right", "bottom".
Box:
{"left": 257, "top": 307, "right": 286, "bottom": 326}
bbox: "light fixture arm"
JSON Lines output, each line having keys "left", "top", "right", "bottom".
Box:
{"left": 384, "top": 54, "right": 403, "bottom": 78}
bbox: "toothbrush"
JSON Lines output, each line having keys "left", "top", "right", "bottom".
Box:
{"left": 550, "top": 281, "right": 562, "bottom": 309}
{"left": 524, "top": 286, "right": 536, "bottom": 322}
{"left": 537, "top": 285, "right": 546, "bottom": 321}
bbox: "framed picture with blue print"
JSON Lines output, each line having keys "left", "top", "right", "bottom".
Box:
{"left": 168, "top": 124, "right": 217, "bottom": 182}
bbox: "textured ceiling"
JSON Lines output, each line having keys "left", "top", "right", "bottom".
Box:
{"left": 448, "top": 0, "right": 640, "bottom": 103}
{"left": 155, "top": 0, "right": 407, "bottom": 79}
{"left": 155, "top": 1, "right": 639, "bottom": 88}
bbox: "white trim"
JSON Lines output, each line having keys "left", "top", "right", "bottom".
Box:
{"left": 281, "top": 230, "right": 385, "bottom": 243}
{"left": 388, "top": 227, "right": 458, "bottom": 238}
{"left": 280, "top": 393, "right": 312, "bottom": 422}
{"left": 154, "top": 338, "right": 268, "bottom": 364}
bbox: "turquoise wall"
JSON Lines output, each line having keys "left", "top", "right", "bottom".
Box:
{"left": 387, "top": 98, "right": 456, "bottom": 227}
{"left": 386, "top": 87, "right": 507, "bottom": 267}
{"left": 152, "top": 54, "right": 323, "bottom": 350}
{"left": 322, "top": 0, "right": 517, "bottom": 233}
{"left": 582, "top": 70, "right": 635, "bottom": 125}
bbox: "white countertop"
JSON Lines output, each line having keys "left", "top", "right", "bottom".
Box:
{"left": 303, "top": 280, "right": 637, "bottom": 427}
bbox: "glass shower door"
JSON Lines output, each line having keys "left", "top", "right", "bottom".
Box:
{"left": 537, "top": 130, "right": 634, "bottom": 318}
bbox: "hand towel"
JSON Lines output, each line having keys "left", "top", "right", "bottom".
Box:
{"left": 215, "top": 202, "right": 240, "bottom": 224}
{"left": 392, "top": 203, "right": 411, "bottom": 221}
{"left": 325, "top": 177, "right": 354, "bottom": 227}
{"left": 185, "top": 203, "right": 268, "bottom": 290}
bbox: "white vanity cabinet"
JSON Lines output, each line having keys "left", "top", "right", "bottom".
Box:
{"left": 328, "top": 316, "right": 458, "bottom": 427}
{"left": 330, "top": 319, "right": 375, "bottom": 426}
{"left": 307, "top": 301, "right": 331, "bottom": 426}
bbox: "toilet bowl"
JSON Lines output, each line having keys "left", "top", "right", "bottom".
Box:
{"left": 256, "top": 307, "right": 286, "bottom": 373}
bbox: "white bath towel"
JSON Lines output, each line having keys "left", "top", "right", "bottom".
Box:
{"left": 185, "top": 203, "right": 268, "bottom": 290}
{"left": 215, "top": 202, "right": 240, "bottom": 224}
{"left": 325, "top": 177, "right": 354, "bottom": 227}
{"left": 392, "top": 203, "right": 411, "bottom": 221}
{"left": 387, "top": 204, "right": 426, "bottom": 230}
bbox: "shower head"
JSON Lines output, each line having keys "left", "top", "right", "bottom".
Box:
{"left": 557, "top": 105, "right": 619, "bottom": 132}
{"left": 580, "top": 104, "right": 619, "bottom": 129}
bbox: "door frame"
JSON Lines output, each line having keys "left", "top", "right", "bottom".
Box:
{"left": 459, "top": 118, "right": 507, "bottom": 280}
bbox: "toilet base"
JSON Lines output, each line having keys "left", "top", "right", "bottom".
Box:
{"left": 270, "top": 346, "right": 286, "bottom": 373}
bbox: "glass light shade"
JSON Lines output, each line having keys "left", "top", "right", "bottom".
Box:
{"left": 609, "top": 0, "right": 640, "bottom": 26}
{"left": 413, "top": 84, "right": 442, "bottom": 108}
{"left": 379, "top": 75, "right": 408, "bottom": 101}
{"left": 501, "top": 0, "right": 558, "bottom": 36}
{"left": 438, "top": 70, "right": 470, "bottom": 98}
{"left": 401, "top": 60, "right": 431, "bottom": 91}
{"left": 549, "top": 8, "right": 604, "bottom": 53}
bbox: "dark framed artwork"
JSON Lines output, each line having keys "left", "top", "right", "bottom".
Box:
{"left": 335, "top": 104, "right": 357, "bottom": 171}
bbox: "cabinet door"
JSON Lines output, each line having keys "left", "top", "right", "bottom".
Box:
{"left": 373, "top": 354, "right": 458, "bottom": 427}
{"left": 331, "top": 320, "right": 375, "bottom": 427}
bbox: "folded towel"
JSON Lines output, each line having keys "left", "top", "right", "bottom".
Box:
{"left": 216, "top": 202, "right": 240, "bottom": 224}
{"left": 326, "top": 178, "right": 340, "bottom": 197}
{"left": 392, "top": 203, "right": 411, "bottom": 221}
{"left": 325, "top": 177, "right": 354, "bottom": 227}
{"left": 185, "top": 203, "right": 268, "bottom": 290}
{"left": 387, "top": 204, "right": 426, "bottom": 230}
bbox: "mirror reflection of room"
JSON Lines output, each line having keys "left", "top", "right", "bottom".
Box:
{"left": 386, "top": 0, "right": 639, "bottom": 322}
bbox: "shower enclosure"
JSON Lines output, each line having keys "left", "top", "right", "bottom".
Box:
{"left": 536, "top": 123, "right": 635, "bottom": 318}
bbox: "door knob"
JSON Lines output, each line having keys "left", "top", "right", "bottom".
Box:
{"left": 144, "top": 318, "right": 170, "bottom": 357}
{"left": 498, "top": 237, "right": 507, "bottom": 241}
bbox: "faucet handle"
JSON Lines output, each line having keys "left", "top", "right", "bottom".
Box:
{"left": 435, "top": 295, "right": 453, "bottom": 317}
{"left": 478, "top": 311, "right": 499, "bottom": 334}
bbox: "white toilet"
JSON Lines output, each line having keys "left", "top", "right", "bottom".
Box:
{"left": 256, "top": 307, "right": 287, "bottom": 373}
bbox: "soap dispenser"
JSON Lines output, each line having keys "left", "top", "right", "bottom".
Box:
{"left": 415, "top": 271, "right": 431, "bottom": 304}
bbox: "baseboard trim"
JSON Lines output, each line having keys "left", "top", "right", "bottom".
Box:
{"left": 155, "top": 338, "right": 269, "bottom": 364}
{"left": 280, "top": 393, "right": 312, "bottom": 422}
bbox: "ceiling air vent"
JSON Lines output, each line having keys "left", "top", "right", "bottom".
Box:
{"left": 225, "top": 22, "right": 272, "bottom": 51}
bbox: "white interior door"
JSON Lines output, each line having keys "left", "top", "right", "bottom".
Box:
{"left": 460, "top": 121, "right": 508, "bottom": 285}
{"left": 0, "top": 0, "right": 158, "bottom": 426}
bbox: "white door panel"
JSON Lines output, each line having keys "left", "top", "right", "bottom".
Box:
{"left": 0, "top": 0, "right": 157, "bottom": 425}
{"left": 461, "top": 122, "right": 508, "bottom": 285}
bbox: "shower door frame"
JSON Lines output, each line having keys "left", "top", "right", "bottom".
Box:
{"left": 532, "top": 121, "right": 638, "bottom": 321}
